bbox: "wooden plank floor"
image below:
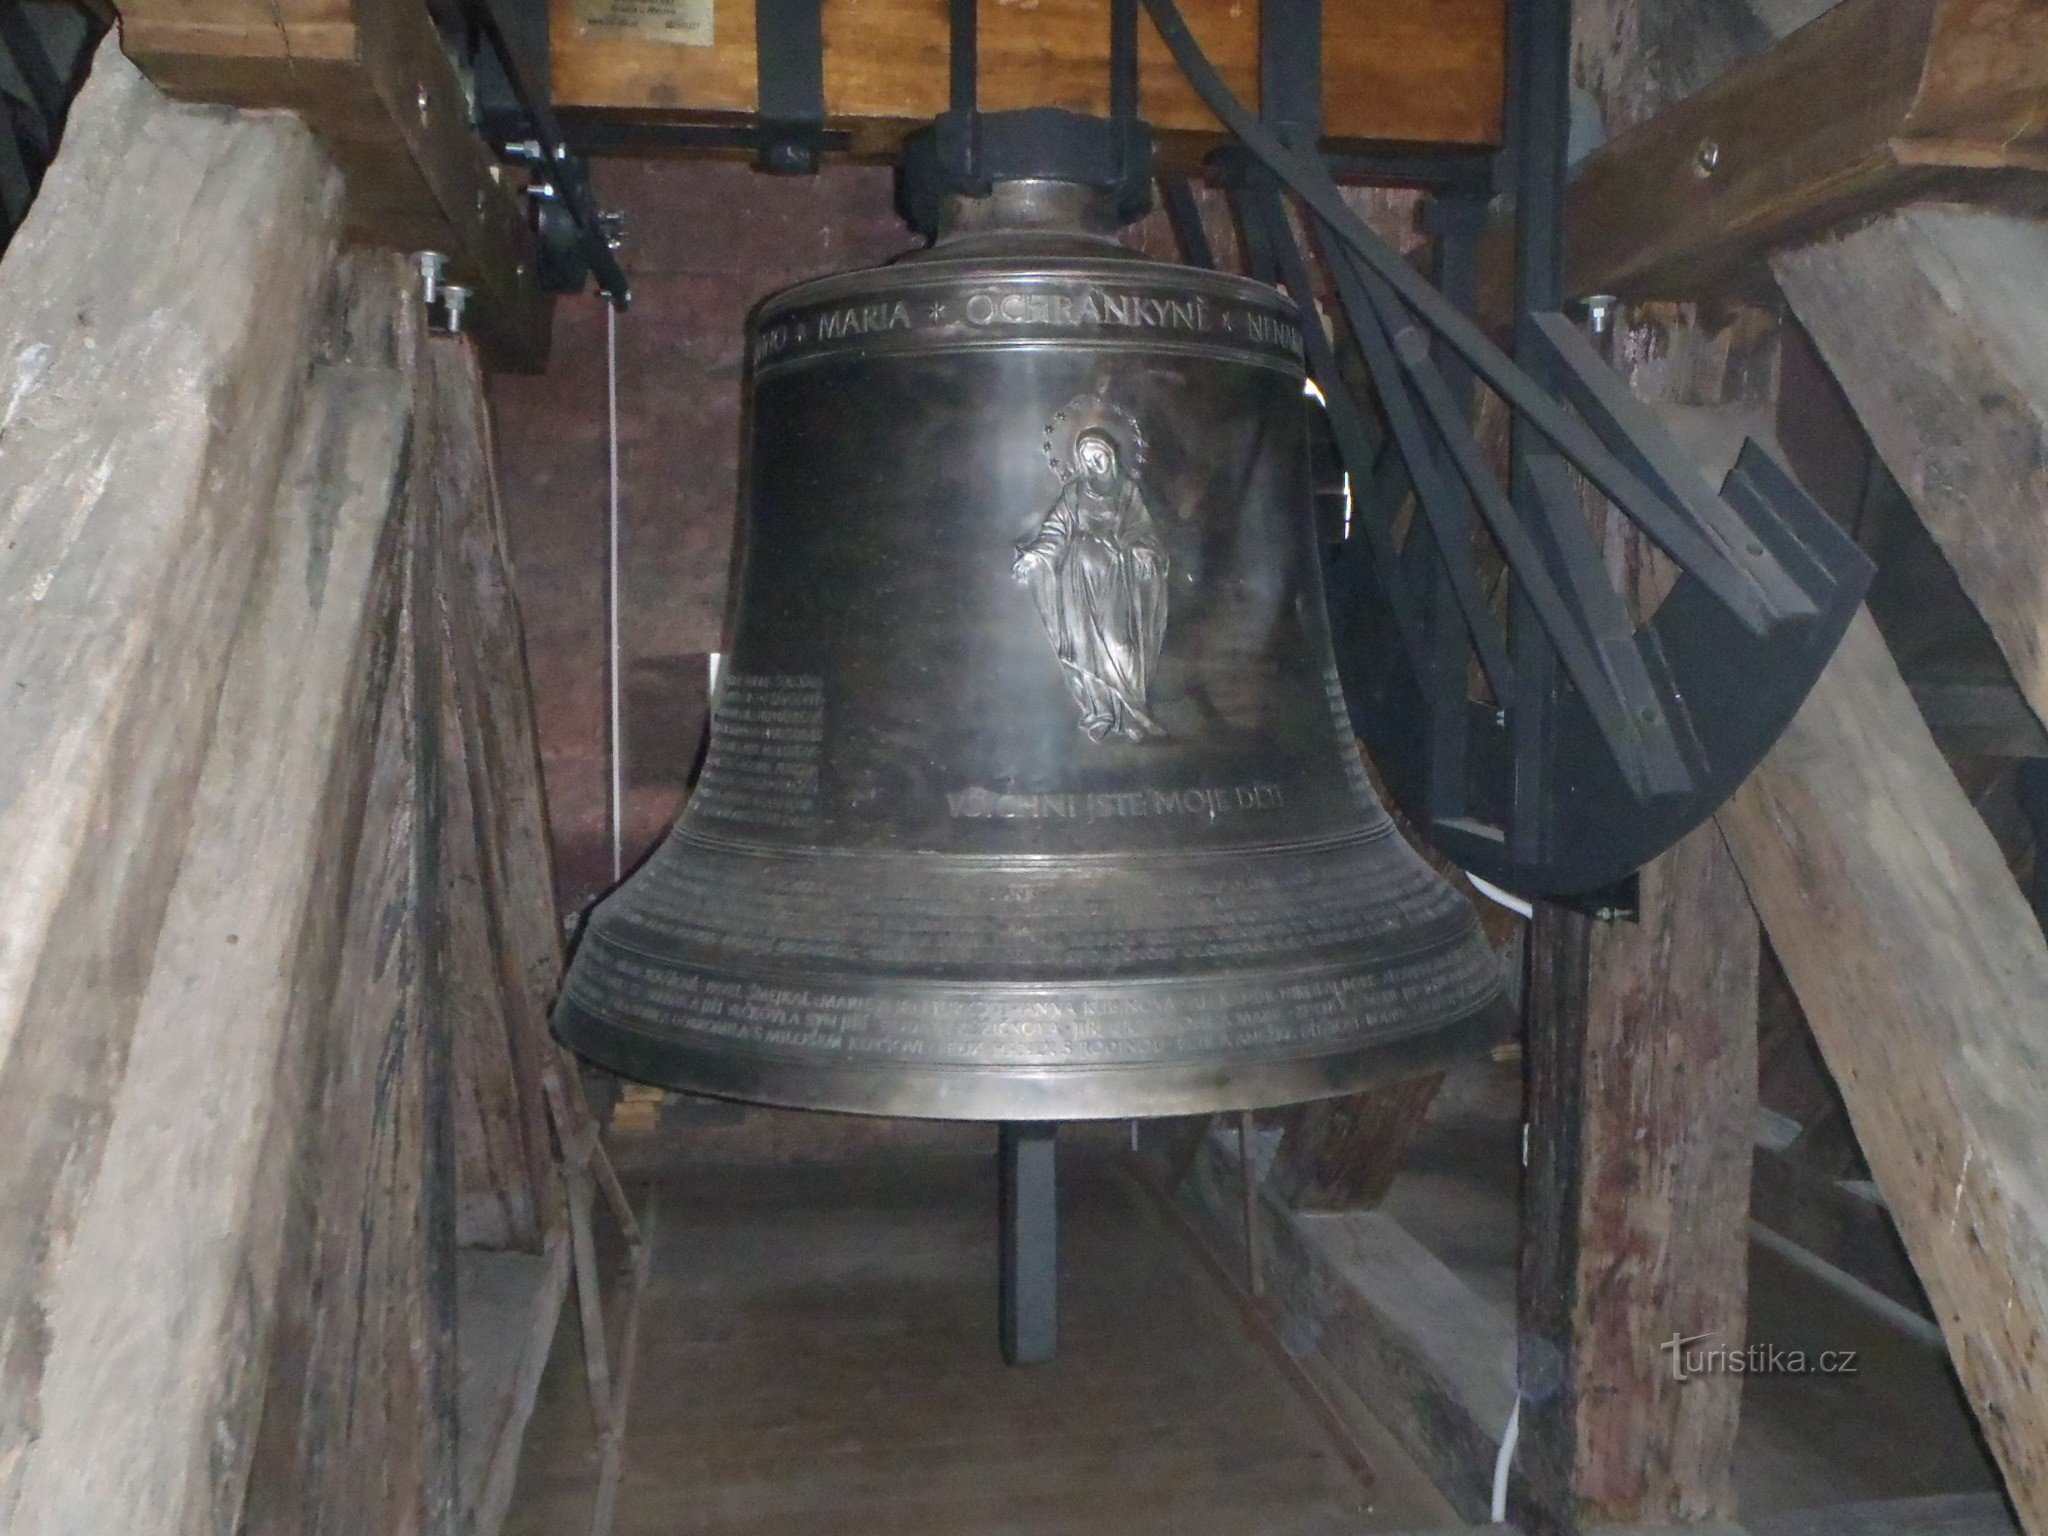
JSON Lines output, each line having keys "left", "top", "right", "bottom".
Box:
{"left": 507, "top": 1118, "right": 1458, "bottom": 1535}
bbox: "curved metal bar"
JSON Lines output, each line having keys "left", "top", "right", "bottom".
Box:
{"left": 1138, "top": 0, "right": 1811, "bottom": 633}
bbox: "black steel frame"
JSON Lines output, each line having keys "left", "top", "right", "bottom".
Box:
{"left": 456, "top": 0, "right": 631, "bottom": 305}
{"left": 1142, "top": 0, "right": 1871, "bottom": 900}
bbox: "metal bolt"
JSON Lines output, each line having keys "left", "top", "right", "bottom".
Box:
{"left": 599, "top": 208, "right": 627, "bottom": 252}
{"left": 504, "top": 139, "right": 545, "bottom": 164}
{"left": 1583, "top": 293, "right": 1619, "bottom": 338}
{"left": 418, "top": 251, "right": 448, "bottom": 305}
{"left": 1694, "top": 138, "right": 1721, "bottom": 177}
{"left": 442, "top": 284, "right": 471, "bottom": 335}
{"left": 416, "top": 83, "right": 430, "bottom": 119}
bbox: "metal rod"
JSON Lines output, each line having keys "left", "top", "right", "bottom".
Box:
{"left": 1139, "top": 0, "right": 1804, "bottom": 634}
{"left": 1109, "top": 0, "right": 1139, "bottom": 131}
{"left": 949, "top": 0, "right": 978, "bottom": 120}
{"left": 1160, "top": 177, "right": 1216, "bottom": 269}
{"left": 1421, "top": 193, "right": 1486, "bottom": 821}
{"left": 1237, "top": 1111, "right": 1265, "bottom": 1299}
{"left": 1505, "top": 0, "right": 1566, "bottom": 863}
{"left": 1341, "top": 249, "right": 1689, "bottom": 801}
{"left": 1233, "top": 185, "right": 1431, "bottom": 675}
{"left": 607, "top": 300, "right": 625, "bottom": 885}
{"left": 461, "top": 0, "right": 629, "bottom": 304}
{"left": 1244, "top": 185, "right": 1505, "bottom": 694}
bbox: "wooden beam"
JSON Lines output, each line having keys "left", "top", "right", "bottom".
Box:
{"left": 1747, "top": 1493, "right": 2020, "bottom": 1536}
{"left": 1269, "top": 1072, "right": 1447, "bottom": 1212}
{"left": 457, "top": 1234, "right": 572, "bottom": 1536}
{"left": 0, "top": 46, "right": 343, "bottom": 1529}
{"left": 119, "top": 0, "right": 551, "bottom": 370}
{"left": 1518, "top": 823, "right": 1758, "bottom": 1533}
{"left": 1775, "top": 206, "right": 2048, "bottom": 748}
{"left": 1717, "top": 608, "right": 2048, "bottom": 1536}
{"left": 1910, "top": 681, "right": 2048, "bottom": 760}
{"left": 1174, "top": 1130, "right": 1517, "bottom": 1523}
{"left": 549, "top": 0, "right": 1506, "bottom": 160}
{"left": 238, "top": 280, "right": 462, "bottom": 1529}
{"left": 426, "top": 332, "right": 559, "bottom": 1253}
{"left": 1515, "top": 309, "right": 1767, "bottom": 1536}
{"left": 1512, "top": 0, "right": 2048, "bottom": 307}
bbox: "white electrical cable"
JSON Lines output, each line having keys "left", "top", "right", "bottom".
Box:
{"left": 606, "top": 300, "right": 625, "bottom": 886}
{"left": 1490, "top": 1393, "right": 1521, "bottom": 1523}
{"left": 1469, "top": 872, "right": 1535, "bottom": 920}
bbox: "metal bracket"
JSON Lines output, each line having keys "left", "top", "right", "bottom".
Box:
{"left": 754, "top": 0, "right": 826, "bottom": 174}
{"left": 456, "top": 0, "right": 631, "bottom": 307}
{"left": 1258, "top": 0, "right": 1321, "bottom": 150}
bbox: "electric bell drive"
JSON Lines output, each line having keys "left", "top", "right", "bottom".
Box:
{"left": 552, "top": 166, "right": 1514, "bottom": 1120}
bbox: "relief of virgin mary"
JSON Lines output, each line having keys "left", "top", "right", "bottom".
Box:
{"left": 1012, "top": 411, "right": 1170, "bottom": 743}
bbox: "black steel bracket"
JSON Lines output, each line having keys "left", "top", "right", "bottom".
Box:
{"left": 755, "top": 0, "right": 826, "bottom": 174}
{"left": 457, "top": 0, "right": 631, "bottom": 307}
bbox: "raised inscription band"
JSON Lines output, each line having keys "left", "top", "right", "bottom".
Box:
{"left": 556, "top": 958, "right": 1512, "bottom": 1120}
{"left": 752, "top": 270, "right": 1306, "bottom": 377}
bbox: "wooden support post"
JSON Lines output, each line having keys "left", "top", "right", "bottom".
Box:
{"left": 1519, "top": 828, "right": 1759, "bottom": 1532}
{"left": 1, "top": 49, "right": 570, "bottom": 1532}
{"left": 423, "top": 336, "right": 558, "bottom": 1255}
{"left": 1516, "top": 308, "right": 1768, "bottom": 1535}
{"left": 239, "top": 264, "right": 461, "bottom": 1532}
{"left": 1717, "top": 609, "right": 2048, "bottom": 1536}
{"left": 0, "top": 43, "right": 344, "bottom": 1532}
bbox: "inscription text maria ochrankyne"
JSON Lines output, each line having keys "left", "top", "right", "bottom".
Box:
{"left": 754, "top": 282, "right": 1303, "bottom": 367}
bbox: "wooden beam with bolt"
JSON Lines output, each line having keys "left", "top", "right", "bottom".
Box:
{"left": 1483, "top": 0, "right": 2048, "bottom": 311}
{"left": 118, "top": 0, "right": 552, "bottom": 370}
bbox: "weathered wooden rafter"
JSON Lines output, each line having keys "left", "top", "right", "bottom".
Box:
{"left": 0, "top": 52, "right": 342, "bottom": 1528}
{"left": 1501, "top": 0, "right": 2048, "bottom": 305}
{"left": 118, "top": 0, "right": 551, "bottom": 370}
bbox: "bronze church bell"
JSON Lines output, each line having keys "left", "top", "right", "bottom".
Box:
{"left": 553, "top": 169, "right": 1512, "bottom": 1120}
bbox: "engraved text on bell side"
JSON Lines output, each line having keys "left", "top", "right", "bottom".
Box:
{"left": 692, "top": 673, "right": 825, "bottom": 829}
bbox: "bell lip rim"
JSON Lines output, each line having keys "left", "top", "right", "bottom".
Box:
{"left": 549, "top": 989, "right": 1514, "bottom": 1122}
{"left": 750, "top": 255, "right": 1302, "bottom": 330}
